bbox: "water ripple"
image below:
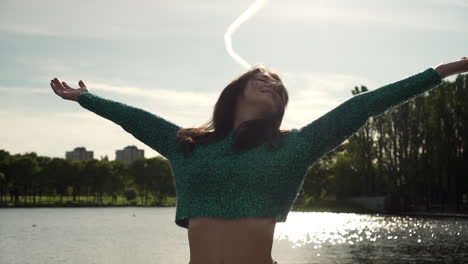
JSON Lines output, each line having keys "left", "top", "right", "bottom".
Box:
{"left": 274, "top": 212, "right": 468, "bottom": 263}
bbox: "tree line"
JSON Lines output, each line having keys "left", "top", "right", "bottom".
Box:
{"left": 0, "top": 152, "right": 175, "bottom": 206}
{"left": 301, "top": 72, "right": 468, "bottom": 213}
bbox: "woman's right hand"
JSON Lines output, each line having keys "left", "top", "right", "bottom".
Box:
{"left": 50, "top": 77, "right": 89, "bottom": 102}
{"left": 434, "top": 57, "right": 468, "bottom": 79}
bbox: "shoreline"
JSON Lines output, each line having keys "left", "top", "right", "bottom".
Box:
{"left": 0, "top": 203, "right": 176, "bottom": 208}
{"left": 397, "top": 211, "right": 468, "bottom": 219}
{"left": 2, "top": 204, "right": 467, "bottom": 219}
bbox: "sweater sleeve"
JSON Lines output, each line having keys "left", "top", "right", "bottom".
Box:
{"left": 77, "top": 92, "right": 181, "bottom": 160}
{"left": 295, "top": 67, "right": 443, "bottom": 159}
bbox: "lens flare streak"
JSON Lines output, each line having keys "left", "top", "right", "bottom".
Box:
{"left": 224, "top": 0, "right": 268, "bottom": 69}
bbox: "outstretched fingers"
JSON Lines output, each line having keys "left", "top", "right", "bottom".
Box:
{"left": 50, "top": 79, "right": 64, "bottom": 95}
{"left": 457, "top": 57, "right": 468, "bottom": 74}
{"left": 61, "top": 81, "right": 76, "bottom": 90}
{"left": 50, "top": 81, "right": 60, "bottom": 95}
{"left": 52, "top": 78, "right": 65, "bottom": 91}
{"left": 50, "top": 78, "right": 88, "bottom": 100}
{"left": 78, "top": 80, "right": 87, "bottom": 88}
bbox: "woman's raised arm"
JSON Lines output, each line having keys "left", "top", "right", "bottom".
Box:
{"left": 295, "top": 57, "right": 468, "bottom": 160}
{"left": 50, "top": 78, "right": 181, "bottom": 160}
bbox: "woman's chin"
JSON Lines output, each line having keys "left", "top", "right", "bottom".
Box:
{"left": 259, "top": 101, "right": 276, "bottom": 112}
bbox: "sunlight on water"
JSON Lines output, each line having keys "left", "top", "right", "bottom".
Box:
{"left": 274, "top": 212, "right": 468, "bottom": 256}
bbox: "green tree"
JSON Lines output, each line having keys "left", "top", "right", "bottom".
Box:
{"left": 9, "top": 154, "right": 40, "bottom": 204}
{"left": 148, "top": 157, "right": 174, "bottom": 205}
{"left": 82, "top": 159, "right": 100, "bottom": 204}
{"left": 33, "top": 156, "right": 52, "bottom": 204}
{"left": 129, "top": 158, "right": 151, "bottom": 205}
{"left": 0, "top": 149, "right": 11, "bottom": 202}
{"left": 106, "top": 160, "right": 128, "bottom": 205}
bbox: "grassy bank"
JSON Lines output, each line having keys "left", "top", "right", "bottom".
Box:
{"left": 2, "top": 195, "right": 373, "bottom": 214}
{"left": 0, "top": 195, "right": 177, "bottom": 207}
{"left": 291, "top": 199, "right": 376, "bottom": 214}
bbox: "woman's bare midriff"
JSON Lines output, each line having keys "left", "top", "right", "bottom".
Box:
{"left": 188, "top": 216, "right": 277, "bottom": 264}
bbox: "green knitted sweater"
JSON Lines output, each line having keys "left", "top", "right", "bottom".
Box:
{"left": 77, "top": 67, "right": 442, "bottom": 229}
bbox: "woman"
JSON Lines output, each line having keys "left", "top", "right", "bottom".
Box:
{"left": 50, "top": 58, "right": 468, "bottom": 264}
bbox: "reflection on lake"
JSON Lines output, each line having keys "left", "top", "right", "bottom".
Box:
{"left": 0, "top": 208, "right": 467, "bottom": 264}
{"left": 274, "top": 212, "right": 468, "bottom": 264}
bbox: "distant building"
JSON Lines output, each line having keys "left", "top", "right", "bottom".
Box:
{"left": 66, "top": 147, "right": 94, "bottom": 161}
{"left": 116, "top": 145, "right": 144, "bottom": 164}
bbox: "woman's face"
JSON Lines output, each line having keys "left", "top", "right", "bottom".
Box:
{"left": 242, "top": 73, "right": 282, "bottom": 114}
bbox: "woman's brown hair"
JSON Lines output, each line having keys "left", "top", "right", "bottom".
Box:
{"left": 175, "top": 65, "right": 290, "bottom": 155}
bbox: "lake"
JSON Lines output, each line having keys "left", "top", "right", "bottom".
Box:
{"left": 0, "top": 208, "right": 466, "bottom": 264}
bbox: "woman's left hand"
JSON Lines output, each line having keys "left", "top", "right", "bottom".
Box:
{"left": 434, "top": 57, "right": 468, "bottom": 79}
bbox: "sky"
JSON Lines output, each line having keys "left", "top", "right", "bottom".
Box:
{"left": 1, "top": 0, "right": 467, "bottom": 160}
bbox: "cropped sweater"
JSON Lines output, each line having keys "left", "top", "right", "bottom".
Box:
{"left": 77, "top": 67, "right": 442, "bottom": 229}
